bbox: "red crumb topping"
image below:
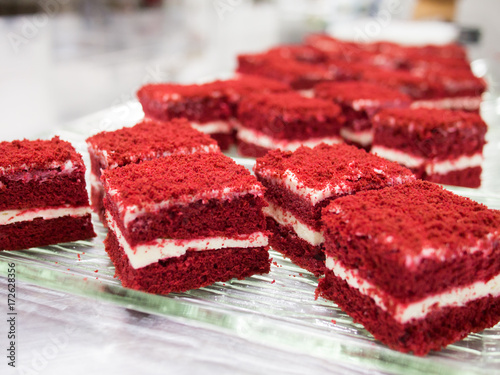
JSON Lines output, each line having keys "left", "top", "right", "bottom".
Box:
{"left": 237, "top": 52, "right": 334, "bottom": 87}
{"left": 0, "top": 136, "right": 83, "bottom": 174}
{"left": 137, "top": 81, "right": 226, "bottom": 102}
{"left": 226, "top": 74, "right": 291, "bottom": 99}
{"left": 86, "top": 118, "right": 218, "bottom": 168}
{"left": 315, "top": 81, "right": 411, "bottom": 106}
{"left": 323, "top": 180, "right": 500, "bottom": 260}
{"left": 239, "top": 92, "right": 342, "bottom": 117}
{"left": 137, "top": 76, "right": 289, "bottom": 104}
{"left": 374, "top": 108, "right": 487, "bottom": 131}
{"left": 254, "top": 143, "right": 414, "bottom": 192}
{"left": 363, "top": 69, "right": 434, "bottom": 88}
{"left": 102, "top": 152, "right": 262, "bottom": 209}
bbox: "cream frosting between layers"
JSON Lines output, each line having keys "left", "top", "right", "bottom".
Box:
{"left": 263, "top": 202, "right": 324, "bottom": 246}
{"left": 371, "top": 146, "right": 483, "bottom": 174}
{"left": 340, "top": 128, "right": 373, "bottom": 147}
{"left": 0, "top": 205, "right": 92, "bottom": 226}
{"left": 411, "top": 96, "right": 482, "bottom": 111}
{"left": 425, "top": 153, "right": 483, "bottom": 175}
{"left": 325, "top": 256, "right": 500, "bottom": 324}
{"left": 236, "top": 126, "right": 342, "bottom": 153}
{"left": 106, "top": 213, "right": 269, "bottom": 269}
{"left": 371, "top": 146, "right": 425, "bottom": 168}
{"left": 191, "top": 120, "right": 238, "bottom": 135}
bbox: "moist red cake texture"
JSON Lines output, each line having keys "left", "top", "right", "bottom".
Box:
{"left": 318, "top": 180, "right": 500, "bottom": 355}
{"left": 254, "top": 143, "right": 415, "bottom": 275}
{"left": 372, "top": 108, "right": 486, "bottom": 188}
{"left": 102, "top": 152, "right": 270, "bottom": 294}
{"left": 86, "top": 118, "right": 220, "bottom": 223}
{"left": 0, "top": 137, "right": 95, "bottom": 250}
{"left": 236, "top": 92, "right": 344, "bottom": 157}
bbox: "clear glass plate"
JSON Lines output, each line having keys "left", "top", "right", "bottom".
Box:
{"left": 1, "top": 101, "right": 500, "bottom": 375}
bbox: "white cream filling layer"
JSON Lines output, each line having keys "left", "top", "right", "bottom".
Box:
{"left": 106, "top": 213, "right": 269, "bottom": 269}
{"left": 371, "top": 146, "right": 425, "bottom": 168}
{"left": 340, "top": 128, "right": 373, "bottom": 147}
{"left": 326, "top": 256, "right": 500, "bottom": 324}
{"left": 0, "top": 206, "right": 92, "bottom": 226}
{"left": 237, "top": 127, "right": 342, "bottom": 152}
{"left": 425, "top": 153, "right": 483, "bottom": 175}
{"left": 411, "top": 96, "right": 482, "bottom": 111}
{"left": 372, "top": 146, "right": 483, "bottom": 174}
{"left": 263, "top": 202, "right": 324, "bottom": 246}
{"left": 191, "top": 120, "right": 235, "bottom": 134}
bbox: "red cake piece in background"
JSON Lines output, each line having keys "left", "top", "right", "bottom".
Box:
{"left": 236, "top": 92, "right": 345, "bottom": 158}
{"left": 363, "top": 68, "right": 486, "bottom": 112}
{"left": 254, "top": 144, "right": 414, "bottom": 276}
{"left": 410, "top": 68, "right": 487, "bottom": 112}
{"left": 315, "top": 81, "right": 411, "bottom": 149}
{"left": 86, "top": 118, "right": 220, "bottom": 223}
{"left": 0, "top": 137, "right": 95, "bottom": 250}
{"left": 371, "top": 108, "right": 487, "bottom": 188}
{"left": 237, "top": 52, "right": 336, "bottom": 90}
{"left": 101, "top": 152, "right": 270, "bottom": 294}
{"left": 318, "top": 180, "right": 500, "bottom": 355}
{"left": 137, "top": 76, "right": 289, "bottom": 150}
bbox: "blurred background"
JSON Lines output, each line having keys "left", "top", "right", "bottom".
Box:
{"left": 0, "top": 0, "right": 499, "bottom": 141}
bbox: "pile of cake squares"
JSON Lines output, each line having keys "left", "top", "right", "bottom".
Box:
{"left": 1, "top": 34, "right": 499, "bottom": 357}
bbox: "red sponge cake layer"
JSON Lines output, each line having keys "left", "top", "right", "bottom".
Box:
{"left": 102, "top": 152, "right": 270, "bottom": 294}
{"left": 254, "top": 144, "right": 414, "bottom": 275}
{"left": 318, "top": 181, "right": 500, "bottom": 355}
{"left": 237, "top": 92, "right": 344, "bottom": 158}
{"left": 372, "top": 108, "right": 487, "bottom": 188}
{"left": 0, "top": 137, "right": 95, "bottom": 250}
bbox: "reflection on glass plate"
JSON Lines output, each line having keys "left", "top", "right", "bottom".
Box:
{"left": 1, "top": 101, "right": 500, "bottom": 375}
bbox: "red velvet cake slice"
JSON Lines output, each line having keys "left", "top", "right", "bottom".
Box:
{"left": 86, "top": 117, "right": 220, "bottom": 223}
{"left": 137, "top": 76, "right": 289, "bottom": 150}
{"left": 314, "top": 82, "right": 411, "bottom": 149}
{"left": 0, "top": 137, "right": 95, "bottom": 250}
{"left": 371, "top": 108, "right": 487, "bottom": 188}
{"left": 237, "top": 52, "right": 336, "bottom": 90}
{"left": 101, "top": 152, "right": 270, "bottom": 294}
{"left": 363, "top": 68, "right": 486, "bottom": 112}
{"left": 318, "top": 181, "right": 500, "bottom": 355}
{"left": 237, "top": 92, "right": 345, "bottom": 158}
{"left": 254, "top": 143, "right": 415, "bottom": 276}
{"left": 410, "top": 68, "right": 487, "bottom": 112}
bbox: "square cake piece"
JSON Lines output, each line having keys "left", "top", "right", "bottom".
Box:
{"left": 0, "top": 137, "right": 95, "bottom": 250}
{"left": 237, "top": 92, "right": 345, "bottom": 158}
{"left": 86, "top": 117, "right": 219, "bottom": 223}
{"left": 101, "top": 152, "right": 270, "bottom": 294}
{"left": 318, "top": 181, "right": 500, "bottom": 355}
{"left": 314, "top": 82, "right": 411, "bottom": 149}
{"left": 137, "top": 75, "right": 289, "bottom": 150}
{"left": 254, "top": 143, "right": 415, "bottom": 276}
{"left": 371, "top": 108, "right": 487, "bottom": 188}
{"left": 237, "top": 52, "right": 335, "bottom": 90}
